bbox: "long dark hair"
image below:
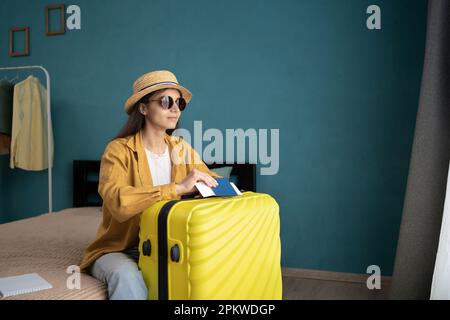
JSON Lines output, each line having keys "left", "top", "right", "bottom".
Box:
{"left": 114, "top": 90, "right": 178, "bottom": 140}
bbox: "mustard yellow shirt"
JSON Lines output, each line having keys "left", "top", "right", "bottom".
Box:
{"left": 79, "top": 130, "right": 220, "bottom": 272}
{"left": 10, "top": 76, "right": 54, "bottom": 171}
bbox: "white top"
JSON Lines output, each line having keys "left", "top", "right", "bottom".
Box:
{"left": 145, "top": 145, "right": 172, "bottom": 186}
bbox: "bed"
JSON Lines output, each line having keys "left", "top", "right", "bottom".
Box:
{"left": 0, "top": 206, "right": 107, "bottom": 300}
{"left": 0, "top": 161, "right": 256, "bottom": 300}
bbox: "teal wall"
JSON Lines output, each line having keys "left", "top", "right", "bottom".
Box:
{"left": 0, "top": 0, "right": 427, "bottom": 276}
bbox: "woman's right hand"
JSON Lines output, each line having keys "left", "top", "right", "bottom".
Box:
{"left": 175, "top": 169, "right": 218, "bottom": 196}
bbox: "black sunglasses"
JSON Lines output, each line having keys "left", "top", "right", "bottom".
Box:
{"left": 149, "top": 96, "right": 187, "bottom": 111}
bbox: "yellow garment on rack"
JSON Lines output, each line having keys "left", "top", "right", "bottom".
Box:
{"left": 10, "top": 76, "right": 54, "bottom": 171}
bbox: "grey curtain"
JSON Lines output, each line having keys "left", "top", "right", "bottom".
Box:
{"left": 389, "top": 0, "right": 450, "bottom": 300}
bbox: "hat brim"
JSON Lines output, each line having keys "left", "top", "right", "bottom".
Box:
{"left": 124, "top": 83, "right": 192, "bottom": 114}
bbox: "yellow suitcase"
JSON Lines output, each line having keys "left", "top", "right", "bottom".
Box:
{"left": 138, "top": 191, "right": 282, "bottom": 300}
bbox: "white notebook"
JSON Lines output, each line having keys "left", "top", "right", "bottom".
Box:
{"left": 0, "top": 273, "right": 53, "bottom": 298}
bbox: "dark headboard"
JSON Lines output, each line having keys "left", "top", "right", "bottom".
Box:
{"left": 73, "top": 160, "right": 256, "bottom": 207}
{"left": 73, "top": 160, "right": 101, "bottom": 207}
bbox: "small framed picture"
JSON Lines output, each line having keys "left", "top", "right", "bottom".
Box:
{"left": 9, "top": 27, "right": 30, "bottom": 57}
{"left": 45, "top": 4, "right": 65, "bottom": 36}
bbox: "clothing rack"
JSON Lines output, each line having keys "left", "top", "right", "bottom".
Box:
{"left": 0, "top": 65, "right": 53, "bottom": 213}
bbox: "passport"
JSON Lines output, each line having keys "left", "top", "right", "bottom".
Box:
{"left": 195, "top": 177, "right": 243, "bottom": 198}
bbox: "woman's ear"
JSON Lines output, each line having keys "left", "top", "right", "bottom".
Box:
{"left": 139, "top": 103, "right": 147, "bottom": 116}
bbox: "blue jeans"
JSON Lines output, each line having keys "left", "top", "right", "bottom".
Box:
{"left": 90, "top": 247, "right": 148, "bottom": 300}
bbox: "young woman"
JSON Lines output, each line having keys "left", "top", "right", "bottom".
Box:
{"left": 79, "top": 70, "right": 220, "bottom": 300}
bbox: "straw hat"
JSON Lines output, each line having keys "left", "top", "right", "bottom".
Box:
{"left": 124, "top": 70, "right": 192, "bottom": 114}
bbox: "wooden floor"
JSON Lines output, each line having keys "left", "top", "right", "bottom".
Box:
{"left": 282, "top": 269, "right": 390, "bottom": 300}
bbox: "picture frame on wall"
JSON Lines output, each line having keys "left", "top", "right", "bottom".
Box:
{"left": 9, "top": 27, "right": 30, "bottom": 57}
{"left": 45, "top": 4, "right": 65, "bottom": 36}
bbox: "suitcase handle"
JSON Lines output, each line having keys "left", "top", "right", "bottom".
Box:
{"left": 170, "top": 244, "right": 180, "bottom": 262}
{"left": 180, "top": 193, "right": 202, "bottom": 200}
{"left": 142, "top": 239, "right": 152, "bottom": 257}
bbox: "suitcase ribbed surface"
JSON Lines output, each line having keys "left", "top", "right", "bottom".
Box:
{"left": 186, "top": 193, "right": 281, "bottom": 299}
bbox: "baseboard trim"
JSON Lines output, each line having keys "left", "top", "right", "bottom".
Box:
{"left": 282, "top": 267, "right": 392, "bottom": 286}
